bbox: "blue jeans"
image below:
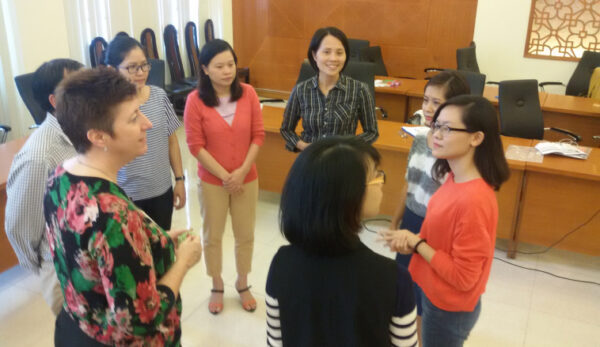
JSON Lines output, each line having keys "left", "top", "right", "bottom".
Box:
{"left": 395, "top": 206, "right": 425, "bottom": 315}
{"left": 420, "top": 288, "right": 482, "bottom": 347}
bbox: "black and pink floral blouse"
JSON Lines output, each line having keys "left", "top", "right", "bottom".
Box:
{"left": 43, "top": 165, "right": 181, "bottom": 346}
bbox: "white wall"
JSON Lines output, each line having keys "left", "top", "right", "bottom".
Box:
{"left": 473, "top": 0, "right": 578, "bottom": 89}
{"left": 0, "top": 0, "right": 232, "bottom": 140}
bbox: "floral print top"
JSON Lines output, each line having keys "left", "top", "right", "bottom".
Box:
{"left": 43, "top": 166, "right": 181, "bottom": 346}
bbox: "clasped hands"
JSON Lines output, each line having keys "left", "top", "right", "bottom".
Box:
{"left": 379, "top": 229, "right": 422, "bottom": 255}
{"left": 222, "top": 168, "right": 246, "bottom": 194}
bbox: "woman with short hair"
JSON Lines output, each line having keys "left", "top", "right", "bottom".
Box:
{"left": 45, "top": 68, "right": 202, "bottom": 346}
{"left": 266, "top": 136, "right": 417, "bottom": 347}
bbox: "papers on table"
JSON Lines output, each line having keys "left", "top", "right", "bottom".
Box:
{"left": 401, "top": 126, "right": 430, "bottom": 137}
{"left": 534, "top": 141, "right": 591, "bottom": 160}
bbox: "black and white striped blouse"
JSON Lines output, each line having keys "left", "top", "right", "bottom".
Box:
{"left": 266, "top": 244, "right": 418, "bottom": 347}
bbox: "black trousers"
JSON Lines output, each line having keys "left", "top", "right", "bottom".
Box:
{"left": 55, "top": 308, "right": 108, "bottom": 346}
{"left": 133, "top": 187, "right": 174, "bottom": 230}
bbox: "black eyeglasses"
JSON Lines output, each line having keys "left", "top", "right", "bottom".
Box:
{"left": 119, "top": 62, "right": 152, "bottom": 74}
{"left": 430, "top": 122, "right": 471, "bottom": 136}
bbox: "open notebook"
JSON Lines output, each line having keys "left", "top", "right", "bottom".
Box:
{"left": 534, "top": 141, "right": 592, "bottom": 160}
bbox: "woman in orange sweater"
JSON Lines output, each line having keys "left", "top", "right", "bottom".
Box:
{"left": 184, "top": 39, "right": 265, "bottom": 315}
{"left": 382, "top": 95, "right": 509, "bottom": 346}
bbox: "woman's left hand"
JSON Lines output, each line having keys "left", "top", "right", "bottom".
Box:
{"left": 379, "top": 229, "right": 419, "bottom": 254}
{"left": 224, "top": 168, "right": 246, "bottom": 194}
{"left": 173, "top": 181, "right": 187, "bottom": 209}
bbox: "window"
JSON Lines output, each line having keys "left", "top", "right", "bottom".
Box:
{"left": 524, "top": 0, "right": 600, "bottom": 61}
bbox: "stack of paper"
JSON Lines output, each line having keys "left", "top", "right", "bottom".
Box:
{"left": 401, "top": 126, "right": 430, "bottom": 137}
{"left": 534, "top": 142, "right": 591, "bottom": 160}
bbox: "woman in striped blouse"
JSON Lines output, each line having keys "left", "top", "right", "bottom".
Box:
{"left": 105, "top": 36, "right": 186, "bottom": 230}
{"left": 266, "top": 136, "right": 418, "bottom": 347}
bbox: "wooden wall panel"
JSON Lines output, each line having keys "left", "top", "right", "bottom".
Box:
{"left": 233, "top": 0, "right": 478, "bottom": 91}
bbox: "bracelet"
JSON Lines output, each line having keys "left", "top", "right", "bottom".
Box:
{"left": 175, "top": 175, "right": 185, "bottom": 182}
{"left": 413, "top": 239, "right": 427, "bottom": 254}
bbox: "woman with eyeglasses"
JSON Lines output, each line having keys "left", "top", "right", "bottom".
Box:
{"left": 266, "top": 136, "right": 417, "bottom": 347}
{"left": 382, "top": 95, "right": 510, "bottom": 347}
{"left": 104, "top": 36, "right": 186, "bottom": 230}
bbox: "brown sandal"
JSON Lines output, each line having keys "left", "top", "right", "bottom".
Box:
{"left": 208, "top": 289, "right": 224, "bottom": 315}
{"left": 236, "top": 285, "right": 256, "bottom": 312}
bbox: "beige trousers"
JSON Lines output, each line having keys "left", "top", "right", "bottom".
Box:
{"left": 198, "top": 179, "right": 258, "bottom": 277}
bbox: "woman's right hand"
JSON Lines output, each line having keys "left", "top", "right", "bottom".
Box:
{"left": 176, "top": 235, "right": 203, "bottom": 269}
{"left": 296, "top": 140, "right": 310, "bottom": 151}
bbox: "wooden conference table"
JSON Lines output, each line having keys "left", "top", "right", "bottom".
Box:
{"left": 0, "top": 137, "right": 27, "bottom": 272}
{"left": 374, "top": 77, "right": 600, "bottom": 147}
{"left": 257, "top": 105, "right": 599, "bottom": 257}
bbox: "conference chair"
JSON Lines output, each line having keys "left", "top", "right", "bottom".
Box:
{"left": 454, "top": 69, "right": 486, "bottom": 96}
{"left": 539, "top": 51, "right": 600, "bottom": 96}
{"left": 498, "top": 79, "right": 581, "bottom": 142}
{"left": 359, "top": 46, "right": 388, "bottom": 76}
{"left": 14, "top": 73, "right": 47, "bottom": 126}
{"left": 140, "top": 28, "right": 159, "bottom": 59}
{"left": 146, "top": 59, "right": 166, "bottom": 89}
{"left": 204, "top": 19, "right": 215, "bottom": 42}
{"left": 348, "top": 38, "right": 370, "bottom": 61}
{"left": 89, "top": 36, "right": 108, "bottom": 68}
{"left": 185, "top": 21, "right": 201, "bottom": 78}
{"left": 163, "top": 24, "right": 196, "bottom": 86}
{"left": 456, "top": 45, "right": 480, "bottom": 73}
{"left": 0, "top": 124, "right": 10, "bottom": 144}
{"left": 295, "top": 59, "right": 387, "bottom": 118}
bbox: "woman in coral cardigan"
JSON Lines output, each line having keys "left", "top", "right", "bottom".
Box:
{"left": 184, "top": 39, "right": 265, "bottom": 315}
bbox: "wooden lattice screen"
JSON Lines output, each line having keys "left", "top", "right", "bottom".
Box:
{"left": 524, "top": 0, "right": 600, "bottom": 61}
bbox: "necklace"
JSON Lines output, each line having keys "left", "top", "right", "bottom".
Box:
{"left": 77, "top": 158, "right": 115, "bottom": 180}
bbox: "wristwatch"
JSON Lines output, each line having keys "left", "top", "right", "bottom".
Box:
{"left": 175, "top": 175, "right": 185, "bottom": 182}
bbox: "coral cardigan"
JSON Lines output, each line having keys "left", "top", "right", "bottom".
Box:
{"left": 183, "top": 83, "right": 265, "bottom": 186}
{"left": 409, "top": 174, "right": 497, "bottom": 312}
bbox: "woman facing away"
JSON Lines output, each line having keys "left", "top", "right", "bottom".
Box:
{"left": 266, "top": 136, "right": 418, "bottom": 347}
{"left": 184, "top": 39, "right": 265, "bottom": 315}
{"left": 280, "top": 26, "right": 378, "bottom": 152}
{"left": 382, "top": 95, "right": 510, "bottom": 347}
{"left": 104, "top": 36, "right": 186, "bottom": 230}
{"left": 44, "top": 68, "right": 202, "bottom": 346}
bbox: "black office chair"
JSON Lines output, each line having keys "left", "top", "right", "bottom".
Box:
{"left": 295, "top": 59, "right": 387, "bottom": 118}
{"left": 147, "top": 59, "right": 166, "bottom": 89}
{"left": 89, "top": 37, "right": 108, "bottom": 68}
{"left": 498, "top": 80, "right": 581, "bottom": 142}
{"left": 204, "top": 19, "right": 215, "bottom": 42}
{"left": 163, "top": 24, "right": 196, "bottom": 86}
{"left": 539, "top": 51, "right": 600, "bottom": 96}
{"left": 140, "top": 28, "right": 159, "bottom": 59}
{"left": 454, "top": 69, "right": 486, "bottom": 96}
{"left": 359, "top": 46, "right": 388, "bottom": 76}
{"left": 14, "top": 73, "right": 47, "bottom": 126}
{"left": 348, "top": 38, "right": 370, "bottom": 61}
{"left": 185, "top": 22, "right": 201, "bottom": 78}
{"left": 456, "top": 46, "right": 480, "bottom": 73}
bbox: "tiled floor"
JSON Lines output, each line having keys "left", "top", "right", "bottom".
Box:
{"left": 1, "top": 127, "right": 599, "bottom": 346}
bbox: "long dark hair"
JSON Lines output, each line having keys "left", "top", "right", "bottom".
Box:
{"left": 431, "top": 95, "right": 510, "bottom": 190}
{"left": 279, "top": 136, "right": 380, "bottom": 256}
{"left": 196, "top": 39, "right": 242, "bottom": 107}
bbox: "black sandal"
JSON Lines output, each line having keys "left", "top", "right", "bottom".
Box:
{"left": 236, "top": 285, "right": 256, "bottom": 312}
{"left": 208, "top": 289, "right": 224, "bottom": 315}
